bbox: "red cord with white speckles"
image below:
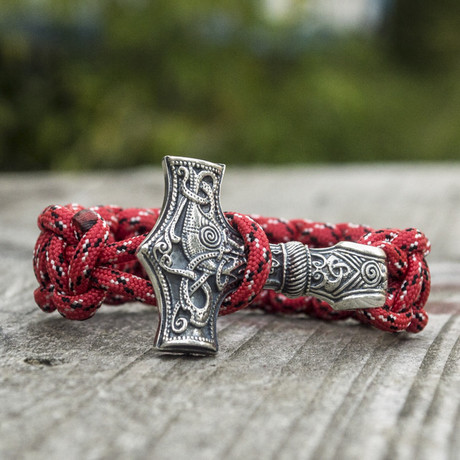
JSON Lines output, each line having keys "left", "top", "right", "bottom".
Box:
{"left": 33, "top": 204, "right": 431, "bottom": 333}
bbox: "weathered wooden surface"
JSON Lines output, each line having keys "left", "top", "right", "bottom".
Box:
{"left": 0, "top": 164, "right": 459, "bottom": 460}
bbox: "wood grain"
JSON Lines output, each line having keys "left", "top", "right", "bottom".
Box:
{"left": 0, "top": 164, "right": 459, "bottom": 460}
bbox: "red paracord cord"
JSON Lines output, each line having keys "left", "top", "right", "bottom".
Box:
{"left": 33, "top": 204, "right": 431, "bottom": 333}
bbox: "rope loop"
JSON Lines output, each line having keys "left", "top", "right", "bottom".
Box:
{"left": 356, "top": 228, "right": 431, "bottom": 332}
{"left": 220, "top": 213, "right": 271, "bottom": 315}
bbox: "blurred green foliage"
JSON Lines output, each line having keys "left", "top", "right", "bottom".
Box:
{"left": 1, "top": 0, "right": 460, "bottom": 170}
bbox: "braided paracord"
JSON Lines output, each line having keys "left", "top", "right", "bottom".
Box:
{"left": 33, "top": 204, "right": 431, "bottom": 333}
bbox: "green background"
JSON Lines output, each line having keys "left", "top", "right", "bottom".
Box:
{"left": 1, "top": 0, "right": 460, "bottom": 170}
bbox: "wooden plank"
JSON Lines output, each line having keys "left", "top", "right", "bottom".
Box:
{"left": 0, "top": 165, "right": 459, "bottom": 460}
{"left": 1, "top": 163, "right": 460, "bottom": 261}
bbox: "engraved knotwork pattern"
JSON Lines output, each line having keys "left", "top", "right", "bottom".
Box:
{"left": 138, "top": 157, "right": 389, "bottom": 353}
{"left": 138, "top": 158, "right": 245, "bottom": 351}
{"left": 264, "top": 241, "right": 387, "bottom": 310}
{"left": 309, "top": 245, "right": 387, "bottom": 308}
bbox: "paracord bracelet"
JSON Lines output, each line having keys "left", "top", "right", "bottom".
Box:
{"left": 33, "top": 157, "right": 431, "bottom": 354}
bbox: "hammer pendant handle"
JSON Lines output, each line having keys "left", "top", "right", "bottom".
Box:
{"left": 264, "top": 241, "right": 388, "bottom": 311}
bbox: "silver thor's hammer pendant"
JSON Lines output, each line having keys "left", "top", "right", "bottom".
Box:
{"left": 137, "top": 157, "right": 388, "bottom": 355}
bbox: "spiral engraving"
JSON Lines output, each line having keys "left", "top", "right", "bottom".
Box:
{"left": 361, "top": 260, "right": 383, "bottom": 287}
{"left": 137, "top": 156, "right": 245, "bottom": 354}
{"left": 138, "top": 155, "right": 389, "bottom": 355}
{"left": 265, "top": 241, "right": 387, "bottom": 311}
{"left": 200, "top": 225, "right": 222, "bottom": 249}
{"left": 309, "top": 242, "right": 387, "bottom": 310}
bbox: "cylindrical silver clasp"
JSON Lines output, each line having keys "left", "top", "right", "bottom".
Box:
{"left": 264, "top": 241, "right": 388, "bottom": 311}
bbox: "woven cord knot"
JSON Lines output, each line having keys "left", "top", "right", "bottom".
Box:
{"left": 357, "top": 228, "right": 431, "bottom": 332}
{"left": 33, "top": 204, "right": 159, "bottom": 320}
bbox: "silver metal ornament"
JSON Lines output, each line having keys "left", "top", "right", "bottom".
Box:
{"left": 137, "top": 157, "right": 388, "bottom": 355}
